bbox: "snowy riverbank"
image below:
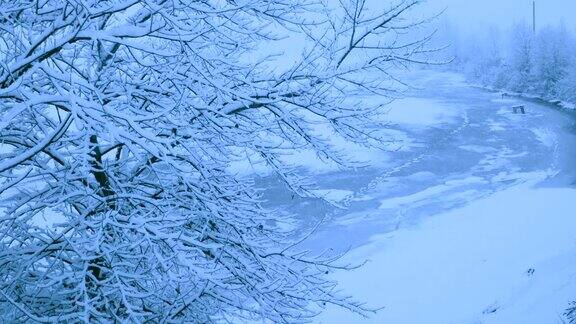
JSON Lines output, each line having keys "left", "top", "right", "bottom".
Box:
{"left": 318, "top": 172, "right": 576, "bottom": 323}
{"left": 470, "top": 82, "right": 576, "bottom": 112}
{"left": 303, "top": 70, "right": 576, "bottom": 323}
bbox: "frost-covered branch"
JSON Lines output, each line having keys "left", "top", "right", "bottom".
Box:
{"left": 0, "top": 0, "right": 435, "bottom": 322}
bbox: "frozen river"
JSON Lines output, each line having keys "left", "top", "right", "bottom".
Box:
{"left": 264, "top": 70, "right": 576, "bottom": 252}
{"left": 257, "top": 70, "right": 576, "bottom": 323}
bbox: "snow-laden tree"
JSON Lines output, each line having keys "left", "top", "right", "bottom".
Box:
{"left": 0, "top": 0, "right": 432, "bottom": 321}
{"left": 504, "top": 22, "right": 535, "bottom": 93}
{"left": 463, "top": 26, "right": 504, "bottom": 87}
{"left": 556, "top": 63, "right": 576, "bottom": 103}
{"left": 533, "top": 25, "right": 572, "bottom": 97}
{"left": 449, "top": 21, "right": 576, "bottom": 105}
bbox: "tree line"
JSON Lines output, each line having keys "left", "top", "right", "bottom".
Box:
{"left": 449, "top": 22, "right": 576, "bottom": 105}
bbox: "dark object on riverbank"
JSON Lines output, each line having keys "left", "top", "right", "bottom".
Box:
{"left": 513, "top": 105, "right": 526, "bottom": 114}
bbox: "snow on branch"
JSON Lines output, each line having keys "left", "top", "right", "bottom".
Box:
{"left": 0, "top": 0, "right": 436, "bottom": 322}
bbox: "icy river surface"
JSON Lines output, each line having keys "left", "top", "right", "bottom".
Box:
{"left": 258, "top": 70, "right": 576, "bottom": 324}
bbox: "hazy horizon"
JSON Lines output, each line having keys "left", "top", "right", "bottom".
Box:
{"left": 429, "top": 0, "right": 576, "bottom": 33}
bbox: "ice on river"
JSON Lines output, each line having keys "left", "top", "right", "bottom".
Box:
{"left": 308, "top": 70, "right": 576, "bottom": 323}
{"left": 317, "top": 173, "right": 576, "bottom": 324}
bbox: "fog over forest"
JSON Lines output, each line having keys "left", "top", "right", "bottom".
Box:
{"left": 436, "top": 0, "right": 576, "bottom": 31}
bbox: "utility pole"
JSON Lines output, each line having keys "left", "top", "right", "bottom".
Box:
{"left": 532, "top": 1, "right": 536, "bottom": 34}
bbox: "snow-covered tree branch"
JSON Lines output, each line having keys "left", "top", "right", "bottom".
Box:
{"left": 0, "top": 0, "right": 433, "bottom": 321}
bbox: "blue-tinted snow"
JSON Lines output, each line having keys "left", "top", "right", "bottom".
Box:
{"left": 259, "top": 69, "right": 576, "bottom": 323}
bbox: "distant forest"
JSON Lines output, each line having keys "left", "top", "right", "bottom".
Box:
{"left": 447, "top": 22, "right": 576, "bottom": 105}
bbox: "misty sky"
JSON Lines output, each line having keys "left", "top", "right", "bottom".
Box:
{"left": 428, "top": 0, "right": 576, "bottom": 32}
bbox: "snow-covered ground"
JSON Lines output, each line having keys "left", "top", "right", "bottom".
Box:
{"left": 318, "top": 174, "right": 576, "bottom": 324}
{"left": 265, "top": 70, "right": 576, "bottom": 323}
